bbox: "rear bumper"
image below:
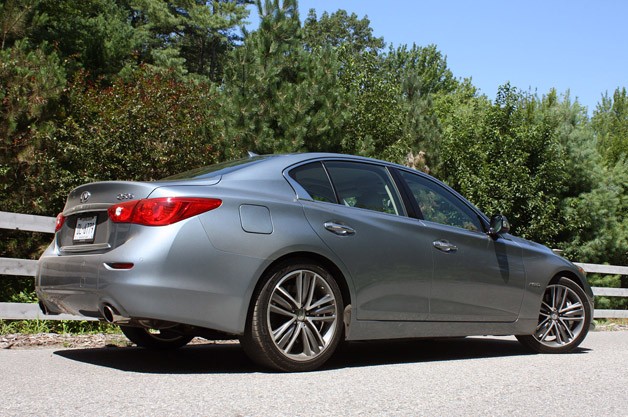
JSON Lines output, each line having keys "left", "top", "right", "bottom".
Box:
{"left": 36, "top": 218, "right": 264, "bottom": 335}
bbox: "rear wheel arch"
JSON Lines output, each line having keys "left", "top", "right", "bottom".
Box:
{"left": 248, "top": 252, "right": 352, "bottom": 319}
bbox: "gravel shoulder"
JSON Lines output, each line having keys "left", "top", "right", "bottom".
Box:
{"left": 0, "top": 333, "right": 237, "bottom": 350}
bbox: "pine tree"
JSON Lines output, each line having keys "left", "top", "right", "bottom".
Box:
{"left": 302, "top": 8, "right": 384, "bottom": 54}
{"left": 222, "top": 0, "right": 348, "bottom": 154}
{"left": 592, "top": 87, "right": 628, "bottom": 165}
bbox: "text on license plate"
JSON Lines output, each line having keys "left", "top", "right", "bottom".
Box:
{"left": 74, "top": 216, "right": 97, "bottom": 242}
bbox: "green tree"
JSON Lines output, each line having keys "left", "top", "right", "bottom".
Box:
{"left": 127, "top": 0, "right": 250, "bottom": 79}
{"left": 434, "top": 84, "right": 568, "bottom": 243}
{"left": 561, "top": 159, "right": 628, "bottom": 266}
{"left": 30, "top": 0, "right": 136, "bottom": 79}
{"left": 592, "top": 87, "right": 628, "bottom": 165}
{"left": 545, "top": 90, "right": 597, "bottom": 199}
{"left": 1, "top": 0, "right": 40, "bottom": 50}
{"left": 0, "top": 39, "right": 65, "bottom": 214}
{"left": 338, "top": 49, "right": 408, "bottom": 162}
{"left": 0, "top": 35, "right": 66, "bottom": 301}
{"left": 37, "top": 68, "right": 227, "bottom": 213}
{"left": 302, "top": 8, "right": 384, "bottom": 54}
{"left": 222, "top": 0, "right": 349, "bottom": 154}
{"left": 383, "top": 44, "right": 458, "bottom": 170}
{"left": 178, "top": 0, "right": 252, "bottom": 81}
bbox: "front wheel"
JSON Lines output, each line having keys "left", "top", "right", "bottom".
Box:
{"left": 240, "top": 261, "right": 344, "bottom": 372}
{"left": 120, "top": 326, "right": 194, "bottom": 350}
{"left": 517, "top": 277, "right": 592, "bottom": 353}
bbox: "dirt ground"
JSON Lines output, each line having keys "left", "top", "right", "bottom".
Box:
{"left": 0, "top": 333, "right": 237, "bottom": 350}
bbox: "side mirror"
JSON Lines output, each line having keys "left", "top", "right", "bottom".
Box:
{"left": 489, "top": 214, "right": 510, "bottom": 237}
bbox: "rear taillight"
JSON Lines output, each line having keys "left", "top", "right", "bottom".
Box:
{"left": 108, "top": 197, "right": 222, "bottom": 226}
{"left": 55, "top": 213, "right": 65, "bottom": 232}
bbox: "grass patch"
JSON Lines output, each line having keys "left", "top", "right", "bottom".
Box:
{"left": 0, "top": 319, "right": 121, "bottom": 335}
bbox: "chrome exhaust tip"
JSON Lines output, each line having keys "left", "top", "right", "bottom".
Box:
{"left": 102, "top": 304, "right": 131, "bottom": 324}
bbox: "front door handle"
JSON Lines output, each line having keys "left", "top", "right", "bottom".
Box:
{"left": 433, "top": 239, "right": 458, "bottom": 253}
{"left": 324, "top": 222, "right": 356, "bottom": 236}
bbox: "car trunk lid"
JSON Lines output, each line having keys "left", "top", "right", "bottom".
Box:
{"left": 57, "top": 181, "right": 159, "bottom": 254}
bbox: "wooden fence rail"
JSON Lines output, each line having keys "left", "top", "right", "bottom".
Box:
{"left": 1, "top": 211, "right": 627, "bottom": 321}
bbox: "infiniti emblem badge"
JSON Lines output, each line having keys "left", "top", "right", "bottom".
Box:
{"left": 79, "top": 191, "right": 91, "bottom": 203}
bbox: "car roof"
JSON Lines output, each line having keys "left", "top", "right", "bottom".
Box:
{"left": 163, "top": 152, "right": 402, "bottom": 181}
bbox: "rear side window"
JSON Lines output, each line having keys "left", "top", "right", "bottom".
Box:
{"left": 324, "top": 161, "right": 404, "bottom": 216}
{"left": 289, "top": 162, "right": 337, "bottom": 203}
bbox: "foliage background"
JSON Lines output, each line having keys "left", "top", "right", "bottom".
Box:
{"left": 1, "top": 0, "right": 626, "bottom": 309}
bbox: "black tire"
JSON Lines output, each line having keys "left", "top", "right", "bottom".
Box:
{"left": 240, "top": 261, "right": 344, "bottom": 372}
{"left": 120, "top": 326, "right": 193, "bottom": 350}
{"left": 517, "top": 277, "right": 592, "bottom": 353}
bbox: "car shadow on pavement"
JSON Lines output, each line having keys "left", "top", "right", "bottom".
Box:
{"left": 54, "top": 336, "right": 590, "bottom": 374}
{"left": 325, "top": 336, "right": 590, "bottom": 370}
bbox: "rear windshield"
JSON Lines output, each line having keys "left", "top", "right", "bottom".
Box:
{"left": 162, "top": 156, "right": 269, "bottom": 180}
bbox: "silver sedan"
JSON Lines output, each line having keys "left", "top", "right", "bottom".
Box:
{"left": 36, "top": 153, "right": 593, "bottom": 371}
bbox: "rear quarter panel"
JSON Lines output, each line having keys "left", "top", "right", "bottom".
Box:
{"left": 150, "top": 180, "right": 355, "bottom": 333}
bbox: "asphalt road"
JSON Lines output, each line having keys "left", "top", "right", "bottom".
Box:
{"left": 1, "top": 331, "right": 626, "bottom": 417}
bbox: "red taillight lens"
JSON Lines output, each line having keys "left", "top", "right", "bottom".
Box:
{"left": 108, "top": 200, "right": 139, "bottom": 223}
{"left": 55, "top": 213, "right": 65, "bottom": 232}
{"left": 108, "top": 197, "right": 222, "bottom": 226}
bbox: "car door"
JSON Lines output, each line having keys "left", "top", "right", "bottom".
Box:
{"left": 288, "top": 160, "right": 433, "bottom": 321}
{"left": 396, "top": 169, "right": 526, "bottom": 322}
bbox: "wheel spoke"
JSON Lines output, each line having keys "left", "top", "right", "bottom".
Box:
{"left": 311, "top": 304, "right": 335, "bottom": 316}
{"left": 557, "top": 286, "right": 568, "bottom": 311}
{"left": 309, "top": 314, "right": 336, "bottom": 322}
{"left": 538, "top": 321, "right": 555, "bottom": 341}
{"left": 304, "top": 275, "right": 317, "bottom": 310}
{"left": 296, "top": 271, "right": 304, "bottom": 308}
{"left": 302, "top": 323, "right": 322, "bottom": 356}
{"left": 553, "top": 322, "right": 563, "bottom": 344}
{"left": 283, "top": 322, "right": 303, "bottom": 353}
{"left": 560, "top": 316, "right": 584, "bottom": 322}
{"left": 270, "top": 303, "right": 296, "bottom": 318}
{"left": 557, "top": 318, "right": 575, "bottom": 341}
{"left": 536, "top": 316, "right": 550, "bottom": 331}
{"left": 275, "top": 287, "right": 298, "bottom": 310}
{"left": 308, "top": 293, "right": 334, "bottom": 311}
{"left": 305, "top": 319, "right": 326, "bottom": 345}
{"left": 275, "top": 321, "right": 296, "bottom": 349}
{"left": 560, "top": 302, "right": 583, "bottom": 315}
{"left": 551, "top": 286, "right": 558, "bottom": 309}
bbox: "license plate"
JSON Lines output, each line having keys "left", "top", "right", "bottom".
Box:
{"left": 73, "top": 216, "right": 97, "bottom": 242}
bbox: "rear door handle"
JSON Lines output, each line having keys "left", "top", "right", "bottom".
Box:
{"left": 324, "top": 222, "right": 356, "bottom": 236}
{"left": 433, "top": 239, "right": 457, "bottom": 253}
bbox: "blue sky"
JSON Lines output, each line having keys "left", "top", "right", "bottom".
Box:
{"left": 247, "top": 0, "right": 627, "bottom": 114}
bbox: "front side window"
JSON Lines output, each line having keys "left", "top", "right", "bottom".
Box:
{"left": 399, "top": 170, "right": 483, "bottom": 232}
{"left": 324, "top": 161, "right": 404, "bottom": 216}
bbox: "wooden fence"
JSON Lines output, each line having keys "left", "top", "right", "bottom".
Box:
{"left": 1, "top": 211, "right": 627, "bottom": 321}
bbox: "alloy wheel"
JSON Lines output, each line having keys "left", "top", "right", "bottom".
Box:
{"left": 266, "top": 269, "right": 338, "bottom": 361}
{"left": 533, "top": 283, "right": 586, "bottom": 347}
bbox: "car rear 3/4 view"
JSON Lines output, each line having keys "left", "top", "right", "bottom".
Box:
{"left": 36, "top": 153, "right": 594, "bottom": 372}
